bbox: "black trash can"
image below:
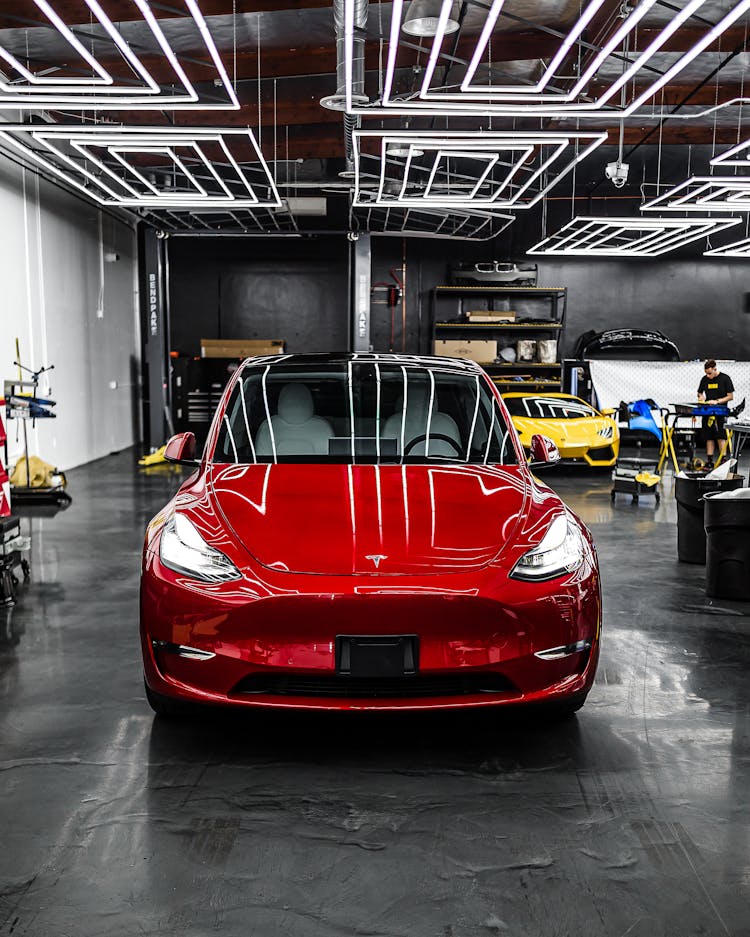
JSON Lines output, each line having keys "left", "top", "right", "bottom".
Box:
{"left": 675, "top": 473, "right": 745, "bottom": 564}
{"left": 704, "top": 491, "right": 750, "bottom": 599}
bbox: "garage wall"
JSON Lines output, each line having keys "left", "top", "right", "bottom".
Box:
{"left": 168, "top": 237, "right": 349, "bottom": 355}
{"left": 371, "top": 239, "right": 750, "bottom": 361}
{"left": 0, "top": 156, "right": 140, "bottom": 472}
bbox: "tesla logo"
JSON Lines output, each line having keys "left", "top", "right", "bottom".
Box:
{"left": 365, "top": 554, "right": 387, "bottom": 568}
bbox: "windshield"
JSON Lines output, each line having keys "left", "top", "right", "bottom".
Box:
{"left": 504, "top": 396, "right": 597, "bottom": 420}
{"left": 213, "top": 361, "right": 517, "bottom": 465}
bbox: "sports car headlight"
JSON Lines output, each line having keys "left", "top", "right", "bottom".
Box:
{"left": 597, "top": 425, "right": 614, "bottom": 439}
{"left": 159, "top": 513, "right": 241, "bottom": 582}
{"left": 510, "top": 515, "right": 585, "bottom": 581}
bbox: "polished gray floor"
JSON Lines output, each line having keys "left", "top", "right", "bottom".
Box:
{"left": 2, "top": 450, "right": 750, "bottom": 937}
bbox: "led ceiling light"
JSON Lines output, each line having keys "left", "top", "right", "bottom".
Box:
{"left": 353, "top": 130, "right": 607, "bottom": 210}
{"left": 401, "top": 0, "right": 460, "bottom": 37}
{"left": 0, "top": 125, "right": 280, "bottom": 208}
{"left": 344, "top": 0, "right": 750, "bottom": 116}
{"left": 356, "top": 205, "right": 512, "bottom": 240}
{"left": 704, "top": 235, "right": 750, "bottom": 257}
{"left": 710, "top": 138, "right": 750, "bottom": 167}
{"left": 641, "top": 177, "right": 750, "bottom": 213}
{"left": 0, "top": 0, "right": 239, "bottom": 110}
{"left": 147, "top": 207, "right": 300, "bottom": 236}
{"left": 528, "top": 216, "right": 742, "bottom": 257}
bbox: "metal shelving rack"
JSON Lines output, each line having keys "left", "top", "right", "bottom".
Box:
{"left": 431, "top": 286, "right": 567, "bottom": 391}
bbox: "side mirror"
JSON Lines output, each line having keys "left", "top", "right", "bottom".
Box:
{"left": 529, "top": 433, "right": 561, "bottom": 469}
{"left": 164, "top": 432, "right": 199, "bottom": 466}
{"left": 601, "top": 407, "right": 616, "bottom": 416}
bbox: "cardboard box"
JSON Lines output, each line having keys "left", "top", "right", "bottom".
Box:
{"left": 466, "top": 309, "right": 515, "bottom": 323}
{"left": 434, "top": 339, "right": 497, "bottom": 364}
{"left": 201, "top": 338, "right": 285, "bottom": 358}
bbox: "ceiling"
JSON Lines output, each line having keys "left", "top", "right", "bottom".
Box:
{"left": 0, "top": 1, "right": 748, "bottom": 246}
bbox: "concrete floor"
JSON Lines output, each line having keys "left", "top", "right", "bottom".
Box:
{"left": 2, "top": 450, "right": 750, "bottom": 937}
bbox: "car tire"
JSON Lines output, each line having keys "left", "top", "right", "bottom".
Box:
{"left": 144, "top": 680, "right": 191, "bottom": 717}
{"left": 540, "top": 693, "right": 588, "bottom": 721}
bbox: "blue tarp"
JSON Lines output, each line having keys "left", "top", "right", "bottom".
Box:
{"left": 627, "top": 399, "right": 662, "bottom": 442}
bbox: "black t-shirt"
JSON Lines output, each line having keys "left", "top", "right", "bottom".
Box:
{"left": 698, "top": 372, "right": 734, "bottom": 402}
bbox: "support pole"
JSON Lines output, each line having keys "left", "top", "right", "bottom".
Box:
{"left": 351, "top": 233, "right": 371, "bottom": 352}
{"left": 138, "top": 226, "right": 169, "bottom": 451}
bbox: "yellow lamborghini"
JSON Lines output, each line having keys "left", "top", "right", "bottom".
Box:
{"left": 502, "top": 392, "right": 620, "bottom": 467}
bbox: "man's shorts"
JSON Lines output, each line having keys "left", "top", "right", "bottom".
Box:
{"left": 700, "top": 414, "right": 726, "bottom": 442}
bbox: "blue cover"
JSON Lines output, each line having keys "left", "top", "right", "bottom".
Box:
{"left": 628, "top": 399, "right": 662, "bottom": 442}
{"left": 693, "top": 404, "right": 729, "bottom": 416}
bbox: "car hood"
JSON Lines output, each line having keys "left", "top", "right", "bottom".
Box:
{"left": 512, "top": 416, "right": 616, "bottom": 445}
{"left": 209, "top": 463, "right": 528, "bottom": 576}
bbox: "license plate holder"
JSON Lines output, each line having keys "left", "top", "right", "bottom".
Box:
{"left": 336, "top": 635, "right": 419, "bottom": 677}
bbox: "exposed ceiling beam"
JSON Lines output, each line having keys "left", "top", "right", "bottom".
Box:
{"left": 82, "top": 112, "right": 750, "bottom": 159}
{"left": 92, "top": 74, "right": 747, "bottom": 126}
{"left": 0, "top": 0, "right": 332, "bottom": 29}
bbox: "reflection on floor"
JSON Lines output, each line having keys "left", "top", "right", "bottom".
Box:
{"left": 2, "top": 450, "right": 749, "bottom": 936}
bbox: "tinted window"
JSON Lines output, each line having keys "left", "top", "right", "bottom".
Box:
{"left": 214, "top": 362, "right": 517, "bottom": 465}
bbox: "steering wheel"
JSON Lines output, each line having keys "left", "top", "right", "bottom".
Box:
{"left": 403, "top": 433, "right": 462, "bottom": 456}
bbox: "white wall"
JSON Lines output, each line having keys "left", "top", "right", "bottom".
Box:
{"left": 0, "top": 154, "right": 140, "bottom": 471}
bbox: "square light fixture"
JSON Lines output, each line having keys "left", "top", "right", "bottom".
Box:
{"left": 147, "top": 207, "right": 300, "bottom": 236}
{"left": 344, "top": 0, "right": 750, "bottom": 117}
{"left": 641, "top": 177, "right": 750, "bottom": 213}
{"left": 0, "top": 0, "right": 239, "bottom": 110}
{"left": 704, "top": 235, "right": 750, "bottom": 257}
{"left": 357, "top": 204, "right": 513, "bottom": 240}
{"left": 0, "top": 125, "right": 280, "bottom": 208}
{"left": 710, "top": 139, "right": 750, "bottom": 168}
{"left": 353, "top": 130, "right": 607, "bottom": 210}
{"left": 528, "top": 216, "right": 742, "bottom": 257}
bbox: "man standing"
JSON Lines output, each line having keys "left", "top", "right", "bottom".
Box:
{"left": 697, "top": 359, "right": 734, "bottom": 467}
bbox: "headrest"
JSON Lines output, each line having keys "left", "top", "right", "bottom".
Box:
{"left": 394, "top": 384, "right": 435, "bottom": 413}
{"left": 277, "top": 383, "right": 314, "bottom": 424}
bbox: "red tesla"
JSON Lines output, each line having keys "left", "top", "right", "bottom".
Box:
{"left": 140, "top": 354, "right": 600, "bottom": 716}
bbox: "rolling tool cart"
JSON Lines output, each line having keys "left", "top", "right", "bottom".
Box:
{"left": 611, "top": 457, "right": 661, "bottom": 504}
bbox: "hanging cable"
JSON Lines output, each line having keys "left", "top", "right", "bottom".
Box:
{"left": 257, "top": 13, "right": 262, "bottom": 149}
{"left": 711, "top": 30, "right": 721, "bottom": 159}
{"left": 232, "top": 0, "right": 237, "bottom": 91}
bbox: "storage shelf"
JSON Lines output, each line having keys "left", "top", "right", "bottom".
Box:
{"left": 431, "top": 285, "right": 567, "bottom": 379}
{"left": 484, "top": 362, "right": 562, "bottom": 369}
{"left": 492, "top": 379, "right": 562, "bottom": 387}
{"left": 435, "top": 322, "right": 563, "bottom": 331}
{"left": 436, "top": 286, "right": 566, "bottom": 293}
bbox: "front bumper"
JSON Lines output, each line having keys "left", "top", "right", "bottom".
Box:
{"left": 141, "top": 550, "right": 601, "bottom": 711}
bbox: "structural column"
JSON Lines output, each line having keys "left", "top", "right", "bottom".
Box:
{"left": 138, "top": 225, "right": 170, "bottom": 450}
{"left": 351, "top": 233, "right": 371, "bottom": 352}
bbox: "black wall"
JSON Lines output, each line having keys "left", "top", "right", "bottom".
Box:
{"left": 371, "top": 239, "right": 750, "bottom": 361}
{"left": 166, "top": 142, "right": 750, "bottom": 363}
{"left": 168, "top": 236, "right": 349, "bottom": 355}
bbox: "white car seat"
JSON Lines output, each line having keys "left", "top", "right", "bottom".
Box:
{"left": 383, "top": 387, "right": 462, "bottom": 457}
{"left": 255, "top": 383, "right": 334, "bottom": 456}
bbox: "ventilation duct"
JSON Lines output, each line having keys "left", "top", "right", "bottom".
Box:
{"left": 321, "top": 0, "right": 368, "bottom": 172}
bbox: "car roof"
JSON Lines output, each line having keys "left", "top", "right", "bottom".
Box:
{"left": 240, "top": 353, "right": 485, "bottom": 375}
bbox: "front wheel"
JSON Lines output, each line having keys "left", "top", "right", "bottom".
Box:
{"left": 144, "top": 681, "right": 192, "bottom": 717}
{"left": 537, "top": 692, "right": 588, "bottom": 722}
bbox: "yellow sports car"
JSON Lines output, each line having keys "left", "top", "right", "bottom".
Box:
{"left": 502, "top": 392, "right": 620, "bottom": 467}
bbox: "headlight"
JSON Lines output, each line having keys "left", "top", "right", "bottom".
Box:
{"left": 510, "top": 514, "right": 585, "bottom": 581}
{"left": 597, "top": 425, "right": 614, "bottom": 439}
{"left": 159, "top": 513, "right": 241, "bottom": 582}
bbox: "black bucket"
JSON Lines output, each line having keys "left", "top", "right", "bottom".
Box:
{"left": 675, "top": 473, "right": 744, "bottom": 564}
{"left": 704, "top": 491, "right": 750, "bottom": 600}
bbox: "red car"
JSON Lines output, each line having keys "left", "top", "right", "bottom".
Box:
{"left": 141, "top": 354, "right": 600, "bottom": 716}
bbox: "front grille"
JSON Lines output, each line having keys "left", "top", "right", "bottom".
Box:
{"left": 588, "top": 445, "right": 614, "bottom": 460}
{"left": 231, "top": 672, "right": 518, "bottom": 699}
